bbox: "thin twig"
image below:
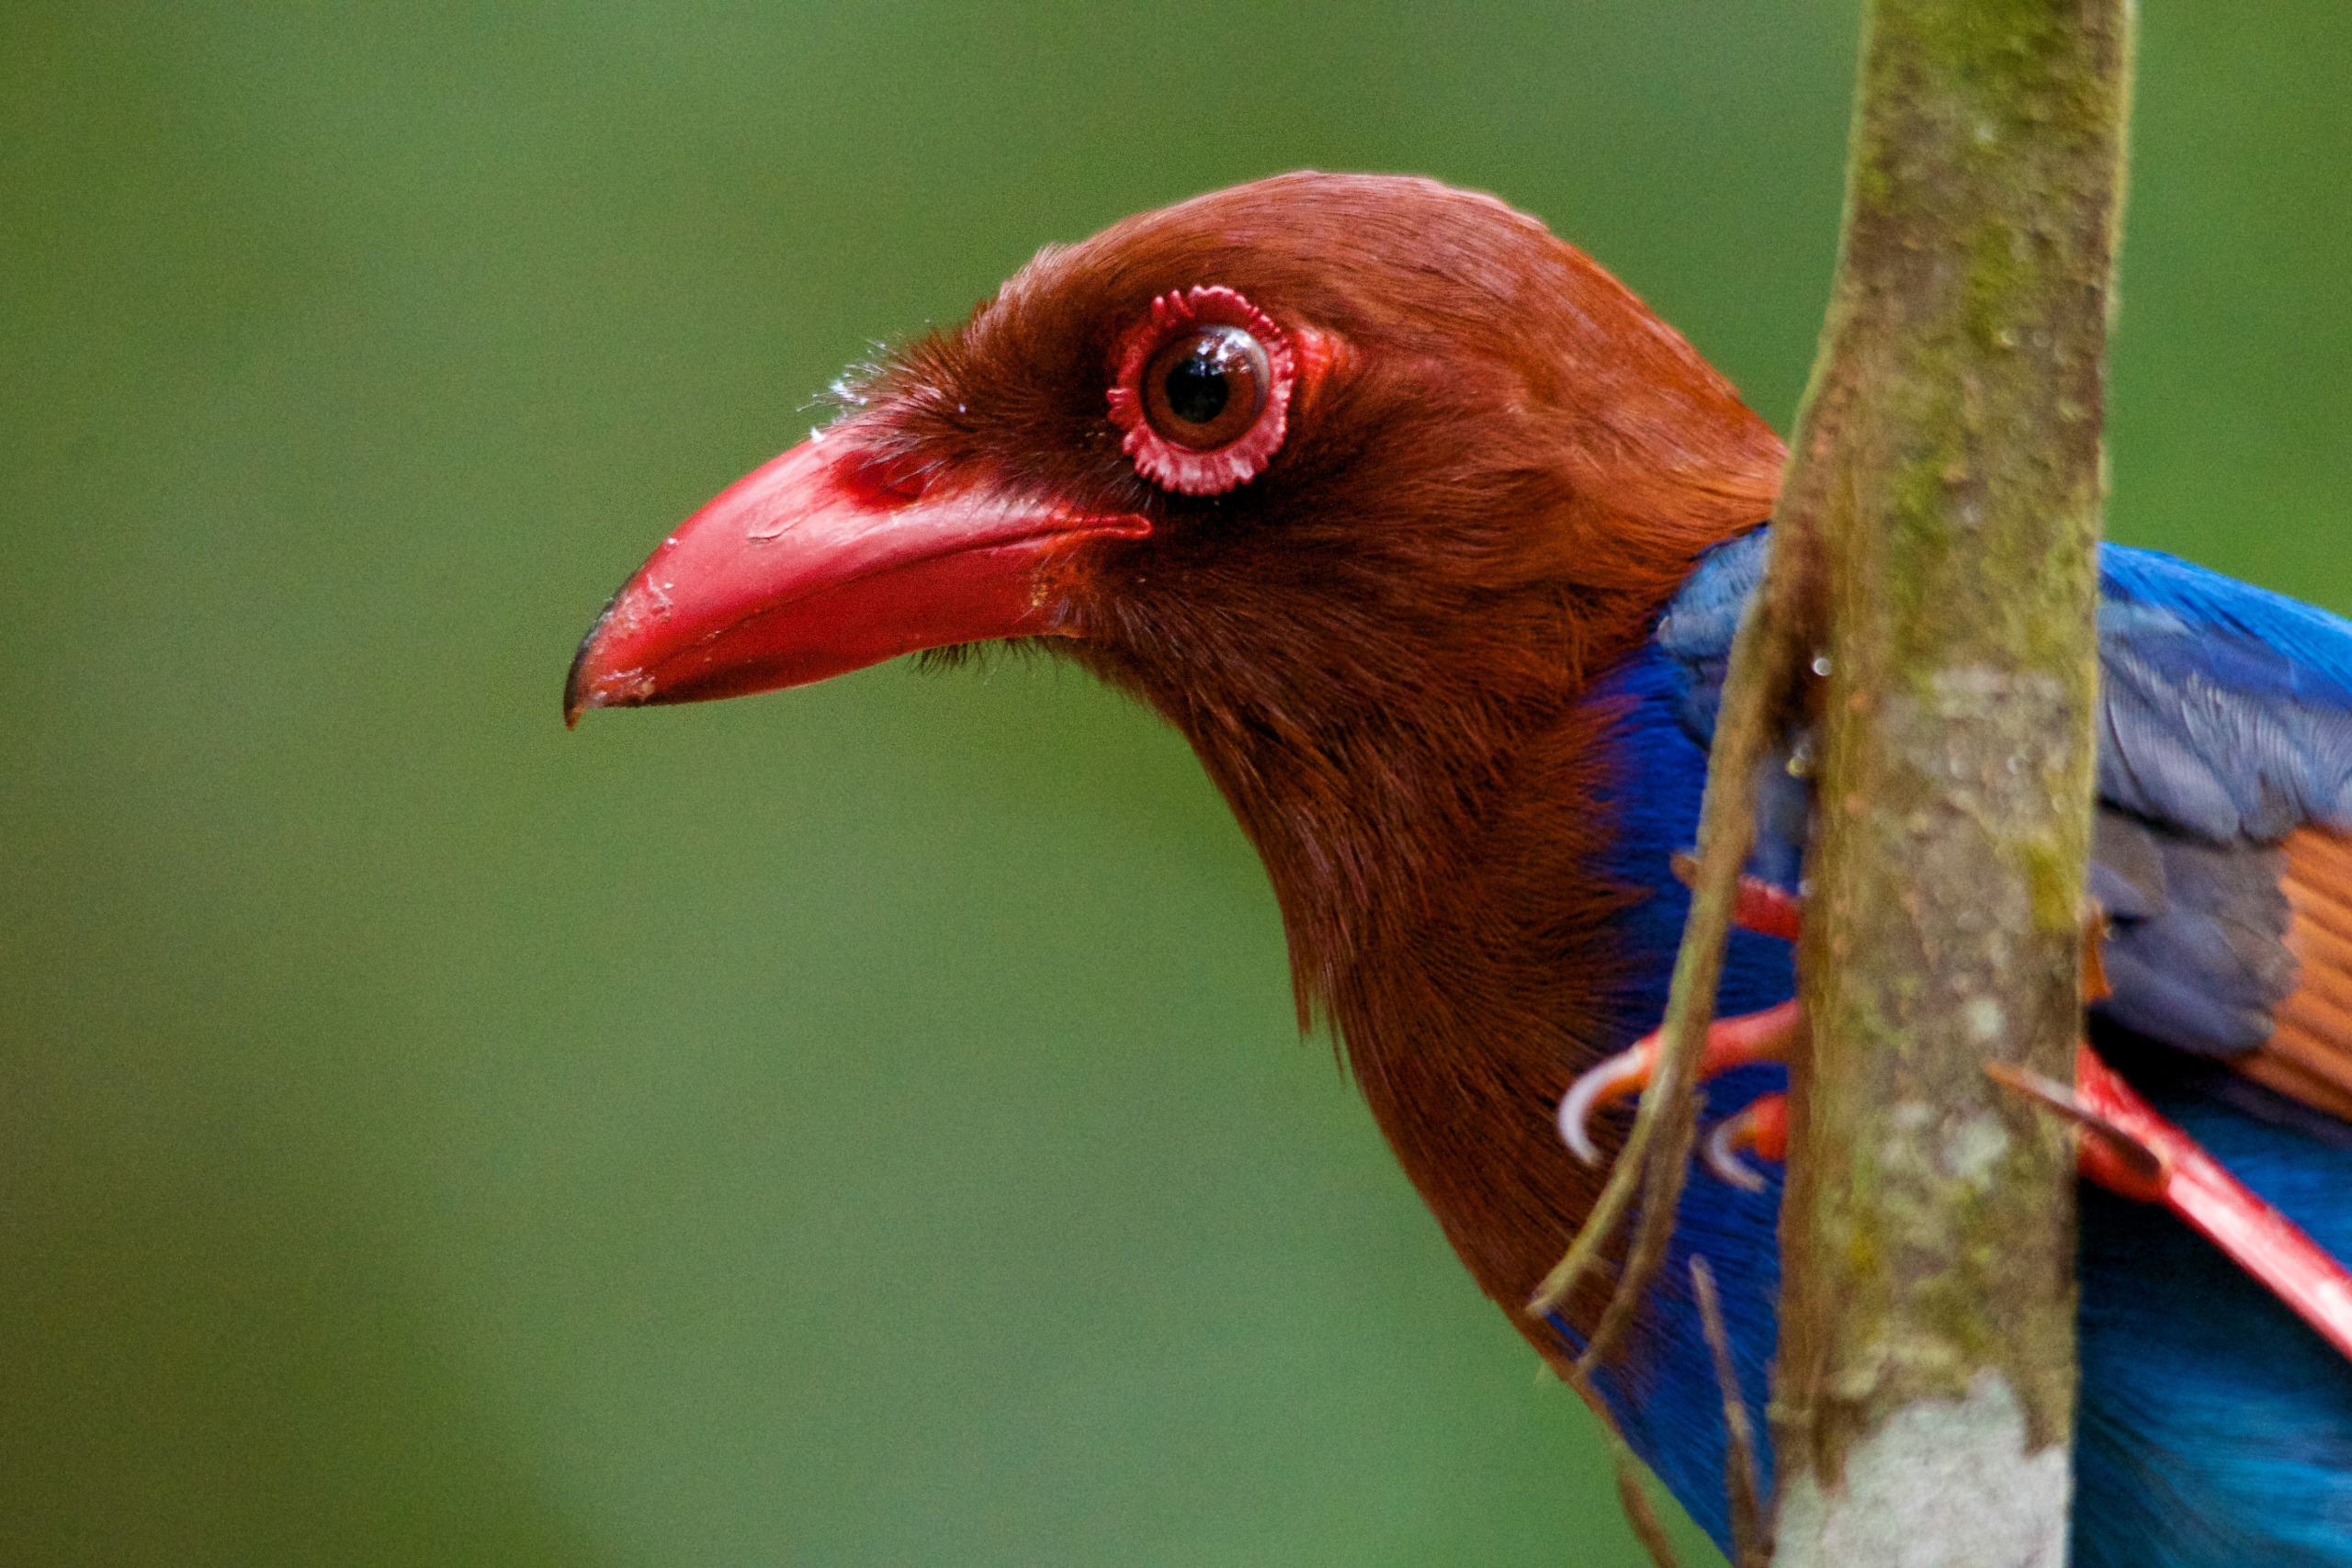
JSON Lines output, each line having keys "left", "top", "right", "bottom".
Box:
{"left": 1526, "top": 524, "right": 1815, "bottom": 1368}
{"left": 1613, "top": 1463, "right": 1683, "bottom": 1568}
{"left": 1690, "top": 1255, "right": 1770, "bottom": 1568}
{"left": 1566, "top": 1368, "right": 1682, "bottom": 1568}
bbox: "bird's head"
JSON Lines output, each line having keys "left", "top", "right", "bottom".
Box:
{"left": 569, "top": 173, "right": 1781, "bottom": 998}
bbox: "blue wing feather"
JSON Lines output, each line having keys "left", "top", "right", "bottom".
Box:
{"left": 1658, "top": 529, "right": 2352, "bottom": 1055}
{"left": 1638, "top": 529, "right": 2352, "bottom": 1565}
{"left": 1661, "top": 532, "right": 2352, "bottom": 836}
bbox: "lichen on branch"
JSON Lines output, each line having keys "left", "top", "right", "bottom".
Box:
{"left": 1767, "top": 1, "right": 2134, "bottom": 1564}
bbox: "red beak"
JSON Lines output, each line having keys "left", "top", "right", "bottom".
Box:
{"left": 565, "top": 429, "right": 1151, "bottom": 725}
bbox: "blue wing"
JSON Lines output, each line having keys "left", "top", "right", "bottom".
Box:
{"left": 1654, "top": 529, "right": 2352, "bottom": 1565}
{"left": 1657, "top": 527, "right": 2352, "bottom": 1061}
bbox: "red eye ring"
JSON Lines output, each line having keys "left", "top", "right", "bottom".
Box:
{"left": 1106, "top": 286, "right": 1295, "bottom": 496}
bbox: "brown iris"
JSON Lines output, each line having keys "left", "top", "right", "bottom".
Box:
{"left": 1142, "top": 325, "right": 1269, "bottom": 451}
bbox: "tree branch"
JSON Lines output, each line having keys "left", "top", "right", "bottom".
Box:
{"left": 1767, "top": 3, "right": 2134, "bottom": 1564}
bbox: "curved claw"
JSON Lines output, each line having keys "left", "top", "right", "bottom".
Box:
{"left": 1558, "top": 1043, "right": 1656, "bottom": 1165}
{"left": 1556, "top": 1001, "right": 1804, "bottom": 1167}
{"left": 1703, "top": 1120, "right": 1768, "bottom": 1194}
{"left": 1702, "top": 1094, "right": 1788, "bottom": 1193}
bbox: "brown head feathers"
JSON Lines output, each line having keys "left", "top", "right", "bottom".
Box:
{"left": 865, "top": 173, "right": 1783, "bottom": 1341}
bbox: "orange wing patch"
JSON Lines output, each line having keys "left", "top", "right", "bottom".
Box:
{"left": 2236, "top": 827, "right": 2352, "bottom": 1122}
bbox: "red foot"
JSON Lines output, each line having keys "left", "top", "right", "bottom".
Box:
{"left": 1571, "top": 872, "right": 2352, "bottom": 1362}
{"left": 1665, "top": 857, "right": 1804, "bottom": 942}
{"left": 1703, "top": 1091, "right": 1789, "bottom": 1192}
{"left": 1556, "top": 1000, "right": 1800, "bottom": 1166}
{"left": 1729, "top": 875, "right": 1804, "bottom": 942}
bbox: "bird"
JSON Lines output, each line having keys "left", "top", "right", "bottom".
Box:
{"left": 565, "top": 173, "right": 2352, "bottom": 1567}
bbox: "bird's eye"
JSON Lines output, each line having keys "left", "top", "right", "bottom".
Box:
{"left": 1144, "top": 326, "right": 1267, "bottom": 451}
{"left": 1107, "top": 286, "right": 1296, "bottom": 496}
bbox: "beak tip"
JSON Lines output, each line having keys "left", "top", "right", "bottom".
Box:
{"left": 564, "top": 592, "right": 629, "bottom": 729}
{"left": 563, "top": 660, "right": 651, "bottom": 728}
{"left": 564, "top": 638, "right": 598, "bottom": 731}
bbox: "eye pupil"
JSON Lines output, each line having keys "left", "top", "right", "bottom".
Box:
{"left": 1164, "top": 355, "right": 1229, "bottom": 425}
{"left": 1139, "top": 323, "right": 1269, "bottom": 453}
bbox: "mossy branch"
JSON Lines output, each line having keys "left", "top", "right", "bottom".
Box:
{"left": 1767, "top": 2, "right": 2133, "bottom": 1563}
{"left": 1536, "top": 2, "right": 2132, "bottom": 1562}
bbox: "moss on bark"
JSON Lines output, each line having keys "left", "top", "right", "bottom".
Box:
{"left": 1765, "top": 1, "right": 2135, "bottom": 1562}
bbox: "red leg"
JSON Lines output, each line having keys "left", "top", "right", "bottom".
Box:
{"left": 1556, "top": 1000, "right": 1799, "bottom": 1166}
{"left": 1556, "top": 872, "right": 1804, "bottom": 1169}
{"left": 2075, "top": 1046, "right": 2352, "bottom": 1362}
{"left": 1591, "top": 875, "right": 2352, "bottom": 1362}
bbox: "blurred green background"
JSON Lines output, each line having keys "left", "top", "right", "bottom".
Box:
{"left": 4, "top": 4, "right": 2346, "bottom": 1564}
